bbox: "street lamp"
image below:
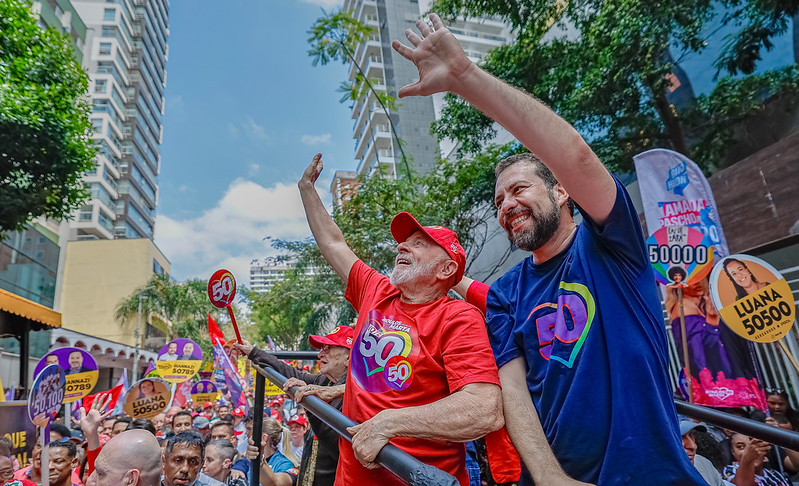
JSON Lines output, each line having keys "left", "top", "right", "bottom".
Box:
{"left": 133, "top": 286, "right": 154, "bottom": 381}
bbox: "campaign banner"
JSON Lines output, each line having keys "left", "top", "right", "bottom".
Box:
{"left": 213, "top": 339, "right": 245, "bottom": 409}
{"left": 28, "top": 365, "right": 65, "bottom": 426}
{"left": 156, "top": 338, "right": 203, "bottom": 383}
{"left": 35, "top": 347, "right": 98, "bottom": 403}
{"left": 123, "top": 378, "right": 172, "bottom": 418}
{"left": 0, "top": 401, "right": 37, "bottom": 467}
{"left": 710, "top": 255, "right": 795, "bottom": 343}
{"left": 191, "top": 380, "right": 219, "bottom": 404}
{"left": 634, "top": 148, "right": 765, "bottom": 409}
{"left": 646, "top": 225, "right": 714, "bottom": 286}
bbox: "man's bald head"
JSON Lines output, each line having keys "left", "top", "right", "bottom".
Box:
{"left": 90, "top": 430, "right": 161, "bottom": 486}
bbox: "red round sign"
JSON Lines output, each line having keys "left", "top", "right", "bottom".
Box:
{"left": 208, "top": 269, "right": 236, "bottom": 308}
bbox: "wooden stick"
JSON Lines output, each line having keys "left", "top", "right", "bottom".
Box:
{"left": 778, "top": 340, "right": 799, "bottom": 375}
{"left": 677, "top": 287, "right": 694, "bottom": 403}
{"left": 227, "top": 305, "right": 243, "bottom": 343}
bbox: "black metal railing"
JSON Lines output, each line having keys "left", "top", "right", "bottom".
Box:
{"left": 250, "top": 357, "right": 458, "bottom": 486}
{"left": 248, "top": 351, "right": 799, "bottom": 486}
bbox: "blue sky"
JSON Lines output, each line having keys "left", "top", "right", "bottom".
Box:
{"left": 154, "top": 0, "right": 351, "bottom": 282}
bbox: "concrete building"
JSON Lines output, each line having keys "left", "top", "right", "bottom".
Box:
{"left": 32, "top": 0, "right": 87, "bottom": 63}
{"left": 250, "top": 259, "right": 318, "bottom": 293}
{"left": 330, "top": 170, "right": 360, "bottom": 209}
{"left": 57, "top": 238, "right": 170, "bottom": 376}
{"left": 67, "top": 0, "right": 169, "bottom": 242}
{"left": 341, "top": 0, "right": 512, "bottom": 179}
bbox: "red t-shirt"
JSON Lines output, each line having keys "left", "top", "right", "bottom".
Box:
{"left": 337, "top": 261, "right": 500, "bottom": 486}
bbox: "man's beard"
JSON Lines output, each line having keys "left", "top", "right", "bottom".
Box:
{"left": 390, "top": 254, "right": 446, "bottom": 287}
{"left": 504, "top": 190, "right": 561, "bottom": 252}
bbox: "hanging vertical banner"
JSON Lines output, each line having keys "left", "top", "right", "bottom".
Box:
{"left": 634, "top": 149, "right": 766, "bottom": 409}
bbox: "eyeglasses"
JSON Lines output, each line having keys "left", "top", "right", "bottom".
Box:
{"left": 766, "top": 387, "right": 786, "bottom": 395}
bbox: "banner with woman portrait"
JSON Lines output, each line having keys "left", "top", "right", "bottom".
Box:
{"left": 709, "top": 255, "right": 795, "bottom": 343}
{"left": 123, "top": 378, "right": 172, "bottom": 418}
{"left": 635, "top": 148, "right": 765, "bottom": 409}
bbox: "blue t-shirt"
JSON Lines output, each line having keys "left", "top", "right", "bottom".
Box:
{"left": 486, "top": 177, "right": 708, "bottom": 485}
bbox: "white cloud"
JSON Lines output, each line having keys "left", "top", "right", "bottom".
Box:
{"left": 299, "top": 0, "right": 342, "bottom": 8}
{"left": 244, "top": 116, "right": 269, "bottom": 141}
{"left": 227, "top": 122, "right": 239, "bottom": 138}
{"left": 154, "top": 179, "right": 331, "bottom": 283}
{"left": 248, "top": 163, "right": 260, "bottom": 176}
{"left": 301, "top": 133, "right": 331, "bottom": 146}
{"left": 178, "top": 184, "right": 196, "bottom": 193}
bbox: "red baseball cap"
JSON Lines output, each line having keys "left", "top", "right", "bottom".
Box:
{"left": 287, "top": 416, "right": 307, "bottom": 427}
{"left": 390, "top": 212, "right": 466, "bottom": 283}
{"left": 232, "top": 407, "right": 245, "bottom": 417}
{"left": 203, "top": 402, "right": 213, "bottom": 408}
{"left": 308, "top": 326, "right": 355, "bottom": 350}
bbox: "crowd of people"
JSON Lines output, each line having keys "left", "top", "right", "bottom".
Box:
{"left": 6, "top": 12, "right": 799, "bottom": 486}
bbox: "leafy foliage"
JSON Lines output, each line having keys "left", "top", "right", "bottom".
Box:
{"left": 429, "top": 0, "right": 799, "bottom": 172}
{"left": 115, "top": 273, "right": 245, "bottom": 361}
{"left": 0, "top": 0, "right": 95, "bottom": 233}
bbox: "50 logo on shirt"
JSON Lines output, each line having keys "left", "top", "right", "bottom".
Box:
{"left": 352, "top": 310, "right": 418, "bottom": 393}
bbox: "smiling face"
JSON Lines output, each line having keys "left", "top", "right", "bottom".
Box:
{"left": 45, "top": 354, "right": 60, "bottom": 366}
{"left": 494, "top": 163, "right": 562, "bottom": 252}
{"left": 182, "top": 343, "right": 194, "bottom": 357}
{"left": 140, "top": 380, "right": 155, "bottom": 396}
{"left": 725, "top": 261, "right": 754, "bottom": 288}
{"left": 390, "top": 231, "right": 450, "bottom": 287}
{"left": 69, "top": 351, "right": 83, "bottom": 370}
{"left": 167, "top": 343, "right": 177, "bottom": 355}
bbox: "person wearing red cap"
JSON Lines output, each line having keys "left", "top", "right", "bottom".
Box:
{"left": 295, "top": 154, "right": 502, "bottom": 486}
{"left": 393, "top": 13, "right": 708, "bottom": 486}
{"left": 233, "top": 326, "right": 354, "bottom": 486}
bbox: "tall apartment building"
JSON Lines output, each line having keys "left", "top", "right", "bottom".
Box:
{"left": 68, "top": 0, "right": 169, "bottom": 241}
{"left": 341, "top": 0, "right": 513, "bottom": 180}
{"left": 250, "top": 259, "right": 318, "bottom": 294}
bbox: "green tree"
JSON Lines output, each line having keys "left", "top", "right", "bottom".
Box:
{"left": 0, "top": 0, "right": 95, "bottom": 234}
{"left": 429, "top": 0, "right": 799, "bottom": 172}
{"left": 115, "top": 274, "right": 246, "bottom": 360}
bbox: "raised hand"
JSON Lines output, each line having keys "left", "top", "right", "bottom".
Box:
{"left": 80, "top": 392, "right": 113, "bottom": 450}
{"left": 231, "top": 339, "right": 254, "bottom": 358}
{"left": 391, "top": 14, "right": 473, "bottom": 98}
{"left": 299, "top": 153, "right": 323, "bottom": 188}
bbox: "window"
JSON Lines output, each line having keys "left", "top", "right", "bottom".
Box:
{"left": 94, "top": 79, "right": 107, "bottom": 93}
{"left": 99, "top": 42, "right": 112, "bottom": 55}
{"left": 103, "top": 8, "right": 116, "bottom": 21}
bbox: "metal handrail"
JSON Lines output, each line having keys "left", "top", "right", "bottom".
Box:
{"left": 676, "top": 400, "right": 799, "bottom": 450}
{"left": 250, "top": 362, "right": 459, "bottom": 486}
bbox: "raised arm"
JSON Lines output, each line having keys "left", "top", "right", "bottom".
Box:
{"left": 392, "top": 14, "right": 616, "bottom": 225}
{"left": 499, "top": 358, "right": 593, "bottom": 486}
{"left": 298, "top": 154, "right": 359, "bottom": 282}
{"left": 345, "top": 382, "right": 503, "bottom": 467}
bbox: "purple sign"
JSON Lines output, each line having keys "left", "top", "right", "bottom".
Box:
{"left": 27, "top": 365, "right": 65, "bottom": 426}
{"left": 191, "top": 380, "right": 217, "bottom": 395}
{"left": 35, "top": 347, "right": 98, "bottom": 402}
{"left": 157, "top": 338, "right": 203, "bottom": 361}
{"left": 35, "top": 347, "right": 98, "bottom": 377}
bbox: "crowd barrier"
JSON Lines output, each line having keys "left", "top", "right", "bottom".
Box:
{"left": 250, "top": 361, "right": 459, "bottom": 486}
{"left": 250, "top": 352, "right": 799, "bottom": 486}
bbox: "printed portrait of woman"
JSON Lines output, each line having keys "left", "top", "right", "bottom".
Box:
{"left": 723, "top": 258, "right": 770, "bottom": 301}
{"left": 137, "top": 379, "right": 156, "bottom": 399}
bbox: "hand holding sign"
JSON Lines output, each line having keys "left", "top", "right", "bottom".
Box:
{"left": 208, "top": 269, "right": 242, "bottom": 343}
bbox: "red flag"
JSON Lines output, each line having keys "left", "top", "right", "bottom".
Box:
{"left": 82, "top": 384, "right": 125, "bottom": 413}
{"left": 173, "top": 380, "right": 192, "bottom": 408}
{"left": 208, "top": 313, "right": 226, "bottom": 346}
